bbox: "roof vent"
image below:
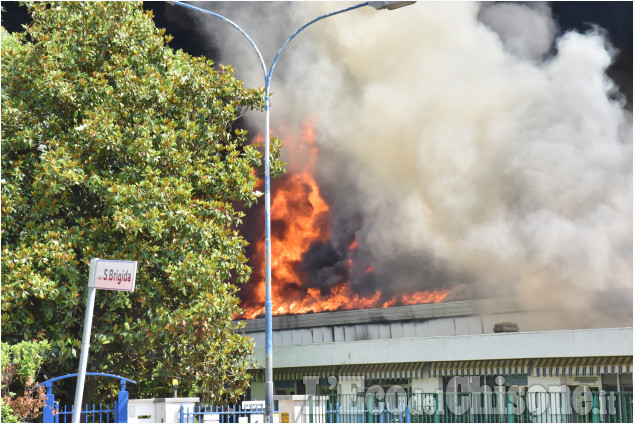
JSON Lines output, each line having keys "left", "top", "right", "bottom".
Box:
{"left": 493, "top": 322, "right": 519, "bottom": 333}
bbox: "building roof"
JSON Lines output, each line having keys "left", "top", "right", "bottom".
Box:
{"left": 237, "top": 294, "right": 633, "bottom": 371}
{"left": 237, "top": 292, "right": 632, "bottom": 333}
{"left": 238, "top": 297, "right": 520, "bottom": 332}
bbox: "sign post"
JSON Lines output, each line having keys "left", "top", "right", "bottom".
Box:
{"left": 72, "top": 258, "right": 137, "bottom": 423}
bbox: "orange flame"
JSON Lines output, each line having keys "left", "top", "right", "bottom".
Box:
{"left": 238, "top": 121, "right": 448, "bottom": 320}
{"left": 243, "top": 284, "right": 448, "bottom": 319}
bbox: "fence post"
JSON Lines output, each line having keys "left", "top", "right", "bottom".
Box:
{"left": 179, "top": 405, "right": 185, "bottom": 423}
{"left": 43, "top": 383, "right": 55, "bottom": 423}
{"left": 308, "top": 395, "right": 313, "bottom": 423}
{"left": 592, "top": 391, "right": 599, "bottom": 423}
{"left": 117, "top": 380, "right": 129, "bottom": 423}
{"left": 507, "top": 394, "right": 514, "bottom": 423}
{"left": 433, "top": 393, "right": 439, "bottom": 423}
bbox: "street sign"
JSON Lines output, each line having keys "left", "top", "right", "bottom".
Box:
{"left": 73, "top": 258, "right": 138, "bottom": 422}
{"left": 90, "top": 259, "right": 137, "bottom": 291}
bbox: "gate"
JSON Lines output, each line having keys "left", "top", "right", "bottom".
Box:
{"left": 38, "top": 372, "right": 135, "bottom": 423}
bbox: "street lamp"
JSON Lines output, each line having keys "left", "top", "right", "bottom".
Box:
{"left": 167, "top": 1, "right": 414, "bottom": 422}
{"left": 172, "top": 378, "right": 179, "bottom": 398}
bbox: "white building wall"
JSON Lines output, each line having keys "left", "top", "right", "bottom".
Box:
{"left": 251, "top": 381, "right": 265, "bottom": 401}
{"left": 338, "top": 377, "right": 365, "bottom": 395}
{"left": 411, "top": 376, "right": 443, "bottom": 393}
{"left": 252, "top": 328, "right": 633, "bottom": 368}
{"left": 527, "top": 375, "right": 565, "bottom": 389}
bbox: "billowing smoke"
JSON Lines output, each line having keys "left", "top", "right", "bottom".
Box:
{"left": 178, "top": 2, "right": 632, "bottom": 322}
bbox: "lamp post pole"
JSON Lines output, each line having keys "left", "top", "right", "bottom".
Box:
{"left": 168, "top": 1, "right": 414, "bottom": 422}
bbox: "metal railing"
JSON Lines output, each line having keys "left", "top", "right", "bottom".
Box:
{"left": 40, "top": 372, "right": 132, "bottom": 423}
{"left": 308, "top": 391, "right": 634, "bottom": 423}
{"left": 180, "top": 403, "right": 279, "bottom": 423}
{"left": 54, "top": 401, "right": 118, "bottom": 423}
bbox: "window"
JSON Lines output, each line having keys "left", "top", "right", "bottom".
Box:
{"left": 275, "top": 379, "right": 296, "bottom": 396}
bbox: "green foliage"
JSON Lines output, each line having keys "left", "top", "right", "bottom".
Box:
{"left": 1, "top": 340, "right": 50, "bottom": 422}
{"left": 269, "top": 137, "right": 286, "bottom": 177}
{"left": 1, "top": 340, "right": 51, "bottom": 386}
{"left": 1, "top": 401, "right": 19, "bottom": 424}
{"left": 1, "top": 1, "right": 283, "bottom": 402}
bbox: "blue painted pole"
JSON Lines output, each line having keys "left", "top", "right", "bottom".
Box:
{"left": 117, "top": 380, "right": 129, "bottom": 423}
{"left": 263, "top": 80, "right": 274, "bottom": 423}
{"left": 260, "top": 3, "right": 371, "bottom": 416}
{"left": 43, "top": 383, "right": 55, "bottom": 423}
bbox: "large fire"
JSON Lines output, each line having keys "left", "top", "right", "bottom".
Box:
{"left": 238, "top": 121, "right": 448, "bottom": 320}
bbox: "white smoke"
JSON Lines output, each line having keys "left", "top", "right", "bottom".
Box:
{"left": 179, "top": 2, "right": 632, "bottom": 319}
{"left": 478, "top": 2, "right": 556, "bottom": 61}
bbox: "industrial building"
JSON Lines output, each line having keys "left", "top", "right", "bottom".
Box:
{"left": 236, "top": 295, "right": 632, "bottom": 421}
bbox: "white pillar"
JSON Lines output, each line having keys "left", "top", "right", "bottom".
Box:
{"left": 275, "top": 395, "right": 309, "bottom": 423}
{"left": 153, "top": 397, "right": 199, "bottom": 423}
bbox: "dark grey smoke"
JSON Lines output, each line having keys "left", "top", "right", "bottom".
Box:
{"left": 299, "top": 240, "right": 348, "bottom": 295}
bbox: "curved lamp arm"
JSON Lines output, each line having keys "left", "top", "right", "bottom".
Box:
{"left": 169, "top": 1, "right": 268, "bottom": 80}
{"left": 267, "top": 2, "right": 369, "bottom": 84}
{"left": 169, "top": 1, "right": 373, "bottom": 88}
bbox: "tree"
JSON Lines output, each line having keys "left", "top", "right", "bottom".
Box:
{"left": 1, "top": 340, "right": 51, "bottom": 423}
{"left": 1, "top": 1, "right": 283, "bottom": 403}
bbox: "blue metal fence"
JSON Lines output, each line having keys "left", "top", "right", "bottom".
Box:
{"left": 53, "top": 402, "right": 118, "bottom": 423}
{"left": 180, "top": 403, "right": 279, "bottom": 423}
{"left": 39, "top": 372, "right": 134, "bottom": 423}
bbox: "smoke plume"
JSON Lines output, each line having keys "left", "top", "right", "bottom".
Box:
{"left": 181, "top": 2, "right": 632, "bottom": 322}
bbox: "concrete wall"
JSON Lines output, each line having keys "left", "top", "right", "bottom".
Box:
{"left": 128, "top": 399, "right": 156, "bottom": 423}
{"left": 127, "top": 397, "right": 199, "bottom": 423}
{"left": 276, "top": 395, "right": 310, "bottom": 423}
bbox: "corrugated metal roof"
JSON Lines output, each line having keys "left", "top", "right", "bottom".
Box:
{"left": 237, "top": 298, "right": 521, "bottom": 333}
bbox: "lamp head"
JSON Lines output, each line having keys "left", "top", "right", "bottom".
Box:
{"left": 369, "top": 1, "right": 416, "bottom": 10}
